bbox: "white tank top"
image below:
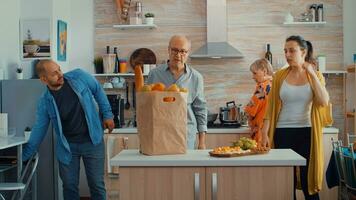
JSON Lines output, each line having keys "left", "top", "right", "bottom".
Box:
{"left": 276, "top": 80, "right": 313, "bottom": 128}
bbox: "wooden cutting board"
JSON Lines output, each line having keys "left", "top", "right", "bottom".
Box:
{"left": 209, "top": 149, "right": 270, "bottom": 158}
{"left": 129, "top": 48, "right": 157, "bottom": 69}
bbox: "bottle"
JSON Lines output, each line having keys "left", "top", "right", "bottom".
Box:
{"left": 106, "top": 46, "right": 110, "bottom": 54}
{"left": 113, "top": 47, "right": 119, "bottom": 73}
{"left": 317, "top": 4, "right": 324, "bottom": 22}
{"left": 119, "top": 59, "right": 127, "bottom": 73}
{"left": 309, "top": 4, "right": 317, "bottom": 22}
{"left": 265, "top": 44, "right": 273, "bottom": 66}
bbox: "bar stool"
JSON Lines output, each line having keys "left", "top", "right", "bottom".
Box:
{"left": 340, "top": 143, "right": 356, "bottom": 200}
{"left": 0, "top": 153, "right": 38, "bottom": 200}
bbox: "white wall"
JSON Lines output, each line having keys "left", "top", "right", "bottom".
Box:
{"left": 0, "top": 0, "right": 20, "bottom": 79}
{"left": 344, "top": 0, "right": 356, "bottom": 125}
{"left": 70, "top": 0, "right": 94, "bottom": 73}
{"left": 52, "top": 0, "right": 71, "bottom": 72}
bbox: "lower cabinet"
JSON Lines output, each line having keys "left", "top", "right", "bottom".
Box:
{"left": 119, "top": 166, "right": 294, "bottom": 200}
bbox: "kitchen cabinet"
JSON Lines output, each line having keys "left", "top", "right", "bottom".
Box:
{"left": 119, "top": 167, "right": 206, "bottom": 200}
{"left": 205, "top": 167, "right": 293, "bottom": 200}
{"left": 112, "top": 149, "right": 304, "bottom": 200}
{"left": 118, "top": 166, "right": 293, "bottom": 200}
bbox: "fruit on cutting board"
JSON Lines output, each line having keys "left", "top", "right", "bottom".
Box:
{"left": 232, "top": 137, "right": 257, "bottom": 150}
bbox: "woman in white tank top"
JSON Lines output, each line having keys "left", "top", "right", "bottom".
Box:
{"left": 261, "top": 35, "right": 330, "bottom": 200}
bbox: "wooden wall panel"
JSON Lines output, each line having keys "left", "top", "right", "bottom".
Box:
{"left": 95, "top": 0, "right": 344, "bottom": 133}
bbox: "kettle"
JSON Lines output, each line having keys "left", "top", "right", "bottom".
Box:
{"left": 219, "top": 101, "right": 240, "bottom": 124}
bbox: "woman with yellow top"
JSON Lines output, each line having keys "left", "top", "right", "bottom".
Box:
{"left": 261, "top": 35, "right": 330, "bottom": 200}
{"left": 244, "top": 58, "right": 273, "bottom": 145}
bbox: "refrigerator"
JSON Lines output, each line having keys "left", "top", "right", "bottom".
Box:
{"left": 0, "top": 79, "right": 60, "bottom": 200}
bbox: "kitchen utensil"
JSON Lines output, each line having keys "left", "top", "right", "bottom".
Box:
{"left": 102, "top": 54, "right": 115, "bottom": 73}
{"left": 132, "top": 82, "right": 136, "bottom": 108}
{"left": 219, "top": 101, "right": 239, "bottom": 124}
{"left": 111, "top": 77, "right": 125, "bottom": 88}
{"left": 129, "top": 48, "right": 157, "bottom": 70}
{"left": 125, "top": 83, "right": 130, "bottom": 109}
{"left": 103, "top": 82, "right": 113, "bottom": 89}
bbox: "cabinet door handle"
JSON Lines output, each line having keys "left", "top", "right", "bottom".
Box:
{"left": 212, "top": 173, "right": 217, "bottom": 200}
{"left": 194, "top": 173, "right": 200, "bottom": 200}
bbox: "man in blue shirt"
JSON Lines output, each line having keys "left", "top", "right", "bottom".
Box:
{"left": 147, "top": 35, "right": 208, "bottom": 149}
{"left": 23, "top": 60, "right": 114, "bottom": 200}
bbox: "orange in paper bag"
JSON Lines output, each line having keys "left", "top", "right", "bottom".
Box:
{"left": 152, "top": 82, "right": 165, "bottom": 91}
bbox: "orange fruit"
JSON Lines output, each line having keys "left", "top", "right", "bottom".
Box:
{"left": 166, "top": 84, "right": 180, "bottom": 92}
{"left": 152, "top": 82, "right": 166, "bottom": 91}
{"left": 179, "top": 87, "right": 188, "bottom": 93}
{"left": 140, "top": 85, "right": 152, "bottom": 92}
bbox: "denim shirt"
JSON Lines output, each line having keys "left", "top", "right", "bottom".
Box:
{"left": 147, "top": 63, "right": 208, "bottom": 149}
{"left": 22, "top": 69, "right": 113, "bottom": 165}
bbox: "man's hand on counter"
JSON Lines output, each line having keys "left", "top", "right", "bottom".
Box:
{"left": 103, "top": 119, "right": 115, "bottom": 134}
{"left": 197, "top": 132, "right": 206, "bottom": 149}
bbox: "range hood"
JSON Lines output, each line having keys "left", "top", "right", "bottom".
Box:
{"left": 190, "top": 0, "right": 244, "bottom": 59}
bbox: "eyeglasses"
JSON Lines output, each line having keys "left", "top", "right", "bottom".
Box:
{"left": 170, "top": 48, "right": 189, "bottom": 55}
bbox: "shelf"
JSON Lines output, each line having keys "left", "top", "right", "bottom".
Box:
{"left": 112, "top": 24, "right": 157, "bottom": 30}
{"left": 322, "top": 70, "right": 347, "bottom": 74}
{"left": 93, "top": 73, "right": 148, "bottom": 77}
{"left": 347, "top": 64, "right": 355, "bottom": 73}
{"left": 346, "top": 112, "right": 355, "bottom": 118}
{"left": 283, "top": 21, "right": 326, "bottom": 26}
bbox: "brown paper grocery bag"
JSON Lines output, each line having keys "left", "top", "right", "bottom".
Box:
{"left": 136, "top": 91, "right": 187, "bottom": 155}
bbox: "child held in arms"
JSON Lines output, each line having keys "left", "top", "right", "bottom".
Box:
{"left": 244, "top": 58, "right": 273, "bottom": 144}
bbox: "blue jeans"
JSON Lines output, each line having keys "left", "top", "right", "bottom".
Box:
{"left": 58, "top": 140, "right": 106, "bottom": 200}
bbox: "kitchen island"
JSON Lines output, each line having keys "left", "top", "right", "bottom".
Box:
{"left": 111, "top": 149, "right": 305, "bottom": 200}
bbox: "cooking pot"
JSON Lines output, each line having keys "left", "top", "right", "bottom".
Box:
{"left": 219, "top": 101, "right": 240, "bottom": 124}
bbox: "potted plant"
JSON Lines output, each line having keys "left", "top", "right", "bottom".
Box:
{"left": 144, "top": 13, "right": 155, "bottom": 25}
{"left": 24, "top": 127, "right": 31, "bottom": 141}
{"left": 16, "top": 67, "right": 23, "bottom": 79}
{"left": 93, "top": 56, "right": 104, "bottom": 74}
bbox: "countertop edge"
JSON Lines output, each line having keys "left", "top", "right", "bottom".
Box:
{"left": 110, "top": 149, "right": 306, "bottom": 167}
{"left": 105, "top": 127, "right": 339, "bottom": 134}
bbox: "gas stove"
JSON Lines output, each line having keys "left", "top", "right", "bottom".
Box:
{"left": 207, "top": 122, "right": 241, "bottom": 129}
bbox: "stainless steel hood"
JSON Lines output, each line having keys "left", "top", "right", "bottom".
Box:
{"left": 190, "top": 0, "right": 244, "bottom": 59}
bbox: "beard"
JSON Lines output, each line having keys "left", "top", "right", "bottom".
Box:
{"left": 48, "top": 77, "right": 64, "bottom": 89}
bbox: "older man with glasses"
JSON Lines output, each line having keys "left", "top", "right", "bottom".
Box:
{"left": 147, "top": 35, "right": 208, "bottom": 149}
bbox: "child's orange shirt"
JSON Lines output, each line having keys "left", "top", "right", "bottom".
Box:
{"left": 244, "top": 80, "right": 272, "bottom": 143}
